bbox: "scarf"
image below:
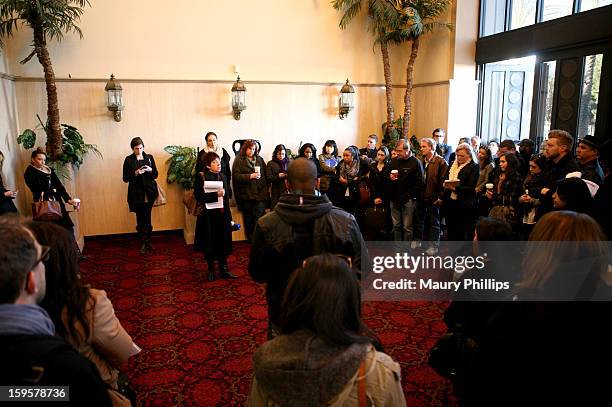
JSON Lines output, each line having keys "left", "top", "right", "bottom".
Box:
{"left": 447, "top": 159, "right": 470, "bottom": 200}
{"left": 0, "top": 304, "right": 55, "bottom": 336}
{"left": 30, "top": 163, "right": 51, "bottom": 175}
{"left": 273, "top": 157, "right": 289, "bottom": 172}
{"left": 339, "top": 159, "right": 359, "bottom": 180}
{"left": 203, "top": 144, "right": 222, "bottom": 156}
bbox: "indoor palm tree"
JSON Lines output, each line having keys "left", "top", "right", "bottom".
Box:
{"left": 384, "top": 0, "right": 453, "bottom": 139}
{"left": 0, "top": 0, "right": 91, "bottom": 160}
{"left": 332, "top": 0, "right": 401, "bottom": 130}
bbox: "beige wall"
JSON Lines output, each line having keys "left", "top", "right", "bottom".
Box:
{"left": 0, "top": 49, "right": 25, "bottom": 213}
{"left": 2, "top": 0, "right": 472, "bottom": 236}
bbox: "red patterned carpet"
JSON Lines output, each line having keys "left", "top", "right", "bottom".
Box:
{"left": 80, "top": 233, "right": 455, "bottom": 406}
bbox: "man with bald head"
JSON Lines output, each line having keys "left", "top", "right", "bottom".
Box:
{"left": 249, "top": 158, "right": 367, "bottom": 338}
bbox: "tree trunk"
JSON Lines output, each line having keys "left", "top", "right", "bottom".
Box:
{"left": 32, "top": 24, "right": 62, "bottom": 160}
{"left": 380, "top": 41, "right": 394, "bottom": 127}
{"left": 402, "top": 37, "right": 420, "bottom": 139}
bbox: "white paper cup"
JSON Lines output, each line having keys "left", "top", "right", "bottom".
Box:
{"left": 391, "top": 169, "right": 399, "bottom": 179}
{"left": 72, "top": 198, "right": 81, "bottom": 211}
{"left": 254, "top": 166, "right": 261, "bottom": 175}
{"left": 485, "top": 183, "right": 494, "bottom": 190}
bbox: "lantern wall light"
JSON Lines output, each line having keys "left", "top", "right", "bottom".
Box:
{"left": 231, "top": 75, "right": 247, "bottom": 120}
{"left": 339, "top": 78, "right": 355, "bottom": 120}
{"left": 104, "top": 74, "right": 123, "bottom": 122}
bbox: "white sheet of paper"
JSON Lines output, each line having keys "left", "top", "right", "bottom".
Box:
{"left": 204, "top": 180, "right": 224, "bottom": 209}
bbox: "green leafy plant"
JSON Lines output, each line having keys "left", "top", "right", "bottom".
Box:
{"left": 0, "top": 0, "right": 91, "bottom": 160}
{"left": 164, "top": 145, "right": 197, "bottom": 190}
{"left": 17, "top": 114, "right": 101, "bottom": 179}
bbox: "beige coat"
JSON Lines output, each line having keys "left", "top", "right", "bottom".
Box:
{"left": 248, "top": 346, "right": 407, "bottom": 407}
{"left": 63, "top": 288, "right": 135, "bottom": 388}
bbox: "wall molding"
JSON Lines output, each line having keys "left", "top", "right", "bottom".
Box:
{"left": 10, "top": 75, "right": 449, "bottom": 89}
{"left": 0, "top": 72, "right": 16, "bottom": 81}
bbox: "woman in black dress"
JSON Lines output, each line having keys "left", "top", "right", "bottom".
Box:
{"left": 194, "top": 152, "right": 235, "bottom": 281}
{"left": 122, "top": 137, "right": 159, "bottom": 253}
{"left": 24, "top": 148, "right": 76, "bottom": 230}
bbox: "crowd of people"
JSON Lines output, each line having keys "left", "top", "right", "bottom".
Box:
{"left": 1, "top": 125, "right": 611, "bottom": 406}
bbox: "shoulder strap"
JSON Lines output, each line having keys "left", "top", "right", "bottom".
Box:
{"left": 358, "top": 359, "right": 367, "bottom": 407}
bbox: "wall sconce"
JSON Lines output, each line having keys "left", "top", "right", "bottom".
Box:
{"left": 104, "top": 74, "right": 123, "bottom": 122}
{"left": 231, "top": 75, "right": 247, "bottom": 120}
{"left": 339, "top": 79, "right": 355, "bottom": 120}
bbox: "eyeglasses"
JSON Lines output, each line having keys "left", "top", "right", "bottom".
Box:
{"left": 32, "top": 245, "right": 51, "bottom": 269}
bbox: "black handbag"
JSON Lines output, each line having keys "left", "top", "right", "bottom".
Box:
{"left": 428, "top": 327, "right": 478, "bottom": 378}
{"left": 364, "top": 205, "right": 387, "bottom": 230}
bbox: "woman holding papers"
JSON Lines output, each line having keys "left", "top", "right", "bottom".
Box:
{"left": 194, "top": 151, "right": 235, "bottom": 281}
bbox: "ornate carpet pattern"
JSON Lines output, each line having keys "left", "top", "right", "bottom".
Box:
{"left": 80, "top": 234, "right": 455, "bottom": 406}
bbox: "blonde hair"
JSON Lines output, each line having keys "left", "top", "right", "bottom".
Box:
{"left": 455, "top": 142, "right": 476, "bottom": 163}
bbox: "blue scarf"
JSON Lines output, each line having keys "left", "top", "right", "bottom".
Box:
{"left": 0, "top": 304, "right": 55, "bottom": 336}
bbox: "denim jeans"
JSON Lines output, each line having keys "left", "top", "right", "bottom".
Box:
{"left": 391, "top": 199, "right": 416, "bottom": 241}
{"left": 415, "top": 201, "right": 441, "bottom": 244}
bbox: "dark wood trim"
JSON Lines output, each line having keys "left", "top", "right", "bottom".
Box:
{"left": 476, "top": 5, "right": 612, "bottom": 64}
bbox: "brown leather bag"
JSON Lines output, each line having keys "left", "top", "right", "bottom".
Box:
{"left": 182, "top": 189, "right": 204, "bottom": 216}
{"left": 153, "top": 184, "right": 167, "bottom": 207}
{"left": 32, "top": 193, "right": 62, "bottom": 221}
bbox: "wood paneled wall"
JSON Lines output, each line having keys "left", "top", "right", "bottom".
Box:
{"left": 13, "top": 79, "right": 449, "bottom": 236}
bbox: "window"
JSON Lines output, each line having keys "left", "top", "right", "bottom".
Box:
{"left": 577, "top": 54, "right": 603, "bottom": 137}
{"left": 541, "top": 0, "right": 574, "bottom": 21}
{"left": 481, "top": 56, "right": 536, "bottom": 142}
{"left": 580, "top": 0, "right": 612, "bottom": 12}
{"left": 510, "top": 0, "right": 537, "bottom": 29}
{"left": 536, "top": 61, "right": 557, "bottom": 140}
{"left": 481, "top": 0, "right": 506, "bottom": 37}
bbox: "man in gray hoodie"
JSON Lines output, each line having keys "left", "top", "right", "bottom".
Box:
{"left": 249, "top": 158, "right": 367, "bottom": 338}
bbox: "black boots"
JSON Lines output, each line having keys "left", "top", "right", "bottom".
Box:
{"left": 207, "top": 261, "right": 216, "bottom": 281}
{"left": 219, "top": 262, "right": 238, "bottom": 279}
{"left": 206, "top": 260, "right": 237, "bottom": 281}
{"left": 138, "top": 226, "right": 153, "bottom": 254}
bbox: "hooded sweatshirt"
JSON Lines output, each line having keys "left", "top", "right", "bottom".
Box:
{"left": 248, "top": 194, "right": 367, "bottom": 325}
{"left": 248, "top": 330, "right": 406, "bottom": 407}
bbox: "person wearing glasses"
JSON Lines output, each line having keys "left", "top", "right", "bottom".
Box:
{"left": 433, "top": 128, "right": 453, "bottom": 164}
{"left": 248, "top": 254, "right": 406, "bottom": 406}
{"left": 0, "top": 221, "right": 112, "bottom": 406}
{"left": 28, "top": 221, "right": 138, "bottom": 402}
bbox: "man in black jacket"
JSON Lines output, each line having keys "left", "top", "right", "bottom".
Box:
{"left": 0, "top": 221, "right": 111, "bottom": 406}
{"left": 576, "top": 135, "right": 604, "bottom": 185}
{"left": 390, "top": 139, "right": 425, "bottom": 243}
{"left": 248, "top": 158, "right": 367, "bottom": 338}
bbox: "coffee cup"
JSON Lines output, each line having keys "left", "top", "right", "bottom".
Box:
{"left": 391, "top": 169, "right": 399, "bottom": 180}
{"left": 254, "top": 166, "right": 261, "bottom": 175}
{"left": 72, "top": 198, "right": 81, "bottom": 211}
{"left": 485, "top": 183, "right": 494, "bottom": 191}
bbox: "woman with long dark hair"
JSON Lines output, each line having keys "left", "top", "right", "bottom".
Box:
{"left": 248, "top": 254, "right": 406, "bottom": 406}
{"left": 266, "top": 144, "right": 290, "bottom": 209}
{"left": 122, "top": 137, "right": 159, "bottom": 253}
{"left": 232, "top": 139, "right": 267, "bottom": 241}
{"left": 518, "top": 154, "right": 548, "bottom": 239}
{"left": 484, "top": 152, "right": 524, "bottom": 230}
{"left": 28, "top": 221, "right": 137, "bottom": 394}
{"left": 24, "top": 148, "right": 77, "bottom": 230}
{"left": 194, "top": 152, "right": 235, "bottom": 281}
{"left": 318, "top": 140, "right": 339, "bottom": 195}
{"left": 335, "top": 146, "right": 361, "bottom": 214}
{"left": 298, "top": 143, "right": 321, "bottom": 177}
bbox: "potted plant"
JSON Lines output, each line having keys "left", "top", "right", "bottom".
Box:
{"left": 164, "top": 145, "right": 197, "bottom": 243}
{"left": 17, "top": 115, "right": 101, "bottom": 179}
